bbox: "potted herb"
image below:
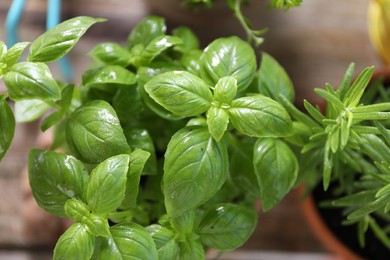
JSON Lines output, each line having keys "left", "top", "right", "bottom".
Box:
{"left": 0, "top": 13, "right": 298, "bottom": 258}
{"left": 0, "top": 2, "right": 389, "bottom": 260}
{"left": 294, "top": 65, "right": 390, "bottom": 259}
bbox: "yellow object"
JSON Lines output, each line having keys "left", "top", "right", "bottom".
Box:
{"left": 368, "top": 0, "right": 390, "bottom": 64}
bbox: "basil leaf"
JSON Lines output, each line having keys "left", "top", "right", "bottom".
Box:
{"left": 112, "top": 85, "right": 144, "bottom": 123}
{"left": 4, "top": 62, "right": 61, "bottom": 101}
{"left": 253, "top": 138, "right": 298, "bottom": 211}
{"left": 213, "top": 76, "right": 237, "bottom": 105}
{"left": 40, "top": 111, "right": 63, "bottom": 132}
{"left": 138, "top": 65, "right": 186, "bottom": 121}
{"left": 98, "top": 223, "right": 158, "bottom": 259}
{"left": 140, "top": 35, "right": 183, "bottom": 65}
{"left": 127, "top": 16, "right": 166, "bottom": 48}
{"left": 229, "top": 137, "right": 261, "bottom": 199}
{"left": 164, "top": 126, "right": 229, "bottom": 217}
{"left": 180, "top": 49, "right": 202, "bottom": 75}
{"left": 124, "top": 128, "right": 157, "bottom": 176}
{"left": 121, "top": 149, "right": 150, "bottom": 210}
{"left": 66, "top": 100, "right": 130, "bottom": 163}
{"left": 2, "top": 42, "right": 30, "bottom": 67}
{"left": 28, "top": 16, "right": 106, "bottom": 62}
{"left": 200, "top": 36, "right": 256, "bottom": 92}
{"left": 198, "top": 203, "right": 258, "bottom": 251}
{"left": 257, "top": 52, "right": 295, "bottom": 102}
{"left": 14, "top": 99, "right": 51, "bottom": 122}
{"left": 28, "top": 149, "right": 88, "bottom": 216}
{"left": 89, "top": 42, "right": 131, "bottom": 66}
{"left": 83, "top": 65, "right": 137, "bottom": 87}
{"left": 86, "top": 154, "right": 130, "bottom": 214}
{"left": 0, "top": 96, "right": 15, "bottom": 161}
{"left": 172, "top": 26, "right": 199, "bottom": 53}
{"left": 53, "top": 223, "right": 95, "bottom": 260}
{"left": 0, "top": 41, "right": 6, "bottom": 59}
{"left": 145, "top": 71, "right": 212, "bottom": 117}
{"left": 146, "top": 224, "right": 179, "bottom": 260}
{"left": 179, "top": 239, "right": 205, "bottom": 260}
{"left": 229, "top": 95, "right": 293, "bottom": 138}
{"left": 64, "top": 199, "right": 111, "bottom": 237}
{"left": 207, "top": 106, "right": 229, "bottom": 141}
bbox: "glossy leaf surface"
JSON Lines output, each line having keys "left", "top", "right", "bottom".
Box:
{"left": 4, "top": 62, "right": 60, "bottom": 101}
{"left": 198, "top": 203, "right": 258, "bottom": 251}
{"left": 86, "top": 154, "right": 130, "bottom": 214}
{"left": 89, "top": 42, "right": 131, "bottom": 66}
{"left": 14, "top": 99, "right": 51, "bottom": 122}
{"left": 207, "top": 106, "right": 229, "bottom": 141}
{"left": 200, "top": 36, "right": 256, "bottom": 92}
{"left": 121, "top": 149, "right": 150, "bottom": 210}
{"left": 229, "top": 95, "right": 293, "bottom": 138}
{"left": 253, "top": 138, "right": 298, "bottom": 211}
{"left": 145, "top": 71, "right": 212, "bottom": 117}
{"left": 257, "top": 52, "right": 295, "bottom": 102}
{"left": 146, "top": 224, "right": 179, "bottom": 260}
{"left": 29, "top": 16, "right": 105, "bottom": 62}
{"left": 2, "top": 42, "right": 30, "bottom": 67}
{"left": 0, "top": 96, "right": 15, "bottom": 161}
{"left": 127, "top": 16, "right": 166, "bottom": 47}
{"left": 66, "top": 100, "right": 130, "bottom": 163}
{"left": 28, "top": 149, "right": 88, "bottom": 216}
{"left": 164, "top": 126, "right": 229, "bottom": 217}
{"left": 98, "top": 223, "right": 158, "bottom": 260}
{"left": 53, "top": 223, "right": 95, "bottom": 260}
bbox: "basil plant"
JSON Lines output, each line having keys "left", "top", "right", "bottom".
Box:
{"left": 0, "top": 14, "right": 388, "bottom": 259}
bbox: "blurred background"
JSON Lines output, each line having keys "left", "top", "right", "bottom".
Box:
{"left": 0, "top": 0, "right": 383, "bottom": 259}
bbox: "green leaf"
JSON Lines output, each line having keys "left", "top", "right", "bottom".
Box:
{"left": 180, "top": 49, "right": 202, "bottom": 75}
{"left": 98, "top": 223, "right": 158, "bottom": 260}
{"left": 213, "top": 76, "right": 237, "bottom": 105}
{"left": 2, "top": 42, "right": 30, "bottom": 67}
{"left": 179, "top": 239, "right": 205, "bottom": 260}
{"left": 14, "top": 99, "right": 51, "bottom": 123}
{"left": 4, "top": 62, "right": 61, "bottom": 101}
{"left": 86, "top": 154, "right": 130, "bottom": 214}
{"left": 229, "top": 95, "right": 293, "bottom": 138}
{"left": 0, "top": 41, "right": 6, "bottom": 59}
{"left": 112, "top": 85, "right": 144, "bottom": 123}
{"left": 171, "top": 211, "right": 195, "bottom": 236}
{"left": 172, "top": 26, "right": 199, "bottom": 52}
{"left": 124, "top": 128, "right": 157, "bottom": 176}
{"left": 146, "top": 224, "right": 179, "bottom": 260}
{"left": 140, "top": 35, "right": 183, "bottom": 65}
{"left": 253, "top": 138, "right": 298, "bottom": 211}
{"left": 121, "top": 149, "right": 150, "bottom": 210}
{"left": 207, "top": 106, "right": 230, "bottom": 141}
{"left": 82, "top": 65, "right": 137, "bottom": 95}
{"left": 89, "top": 42, "right": 131, "bottom": 66}
{"left": 28, "top": 16, "right": 106, "bottom": 62}
{"left": 127, "top": 16, "right": 166, "bottom": 48}
{"left": 53, "top": 223, "right": 95, "bottom": 260}
{"left": 198, "top": 203, "right": 258, "bottom": 251}
{"left": 257, "top": 52, "right": 295, "bottom": 102}
{"left": 28, "top": 149, "right": 88, "bottom": 216}
{"left": 229, "top": 136, "right": 261, "bottom": 199}
{"left": 164, "top": 126, "right": 229, "bottom": 217}
{"left": 200, "top": 36, "right": 256, "bottom": 92}
{"left": 343, "top": 66, "right": 375, "bottom": 108}
{"left": 138, "top": 63, "right": 186, "bottom": 120}
{"left": 40, "top": 111, "right": 63, "bottom": 132}
{"left": 64, "top": 198, "right": 111, "bottom": 237}
{"left": 66, "top": 100, "right": 130, "bottom": 163}
{"left": 145, "top": 71, "right": 212, "bottom": 117}
{"left": 0, "top": 96, "right": 15, "bottom": 161}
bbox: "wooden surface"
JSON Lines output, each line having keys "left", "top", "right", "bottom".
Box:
{"left": 0, "top": 0, "right": 382, "bottom": 258}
